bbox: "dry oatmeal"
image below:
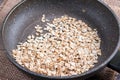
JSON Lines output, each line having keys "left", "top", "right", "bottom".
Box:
{"left": 12, "top": 15, "right": 101, "bottom": 76}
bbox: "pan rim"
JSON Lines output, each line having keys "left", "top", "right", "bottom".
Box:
{"left": 1, "top": 0, "right": 120, "bottom": 79}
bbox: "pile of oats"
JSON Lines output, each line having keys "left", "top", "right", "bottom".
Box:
{"left": 12, "top": 15, "right": 101, "bottom": 76}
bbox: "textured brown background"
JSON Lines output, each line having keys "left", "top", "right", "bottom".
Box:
{"left": 0, "top": 0, "right": 120, "bottom": 80}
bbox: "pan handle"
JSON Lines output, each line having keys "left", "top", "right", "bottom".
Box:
{"left": 107, "top": 49, "right": 120, "bottom": 73}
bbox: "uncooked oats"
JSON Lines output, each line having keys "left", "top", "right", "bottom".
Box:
{"left": 12, "top": 15, "right": 101, "bottom": 76}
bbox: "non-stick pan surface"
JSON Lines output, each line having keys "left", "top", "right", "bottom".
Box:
{"left": 2, "top": 0, "right": 120, "bottom": 80}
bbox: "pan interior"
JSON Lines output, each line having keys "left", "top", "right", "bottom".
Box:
{"left": 2, "top": 0, "right": 119, "bottom": 78}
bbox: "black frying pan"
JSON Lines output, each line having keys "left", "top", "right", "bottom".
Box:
{"left": 1, "top": 0, "right": 120, "bottom": 80}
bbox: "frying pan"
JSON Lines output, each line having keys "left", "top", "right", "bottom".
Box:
{"left": 1, "top": 0, "right": 120, "bottom": 80}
